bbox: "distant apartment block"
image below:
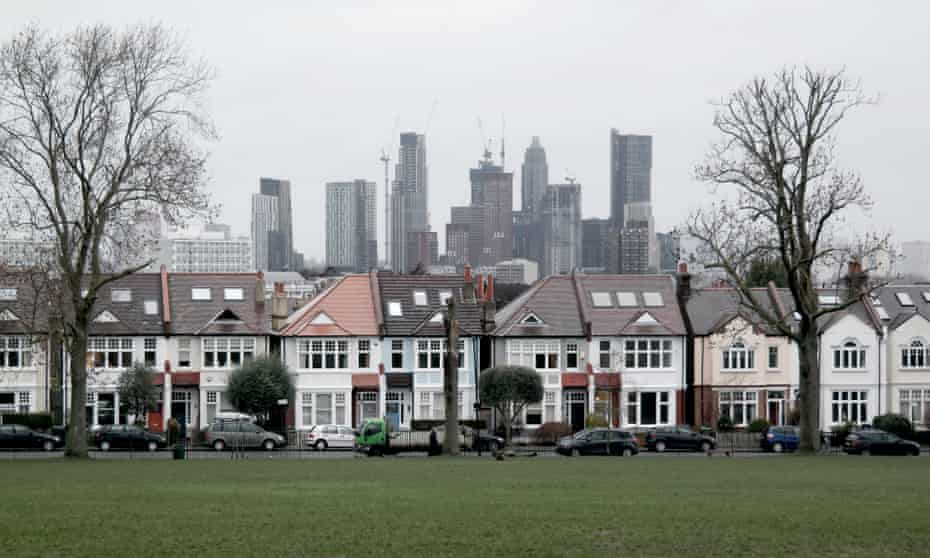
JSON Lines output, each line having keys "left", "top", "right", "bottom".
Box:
{"left": 495, "top": 258, "right": 539, "bottom": 285}
{"left": 389, "top": 132, "right": 429, "bottom": 271}
{"left": 251, "top": 193, "right": 278, "bottom": 272}
{"left": 326, "top": 180, "right": 378, "bottom": 272}
{"left": 541, "top": 183, "right": 582, "bottom": 276}
{"left": 259, "top": 177, "right": 294, "bottom": 271}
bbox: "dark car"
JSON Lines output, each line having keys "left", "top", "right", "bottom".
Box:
{"left": 0, "top": 424, "right": 61, "bottom": 451}
{"left": 843, "top": 430, "right": 921, "bottom": 456}
{"left": 646, "top": 425, "right": 716, "bottom": 452}
{"left": 761, "top": 426, "right": 800, "bottom": 453}
{"left": 556, "top": 428, "right": 639, "bottom": 456}
{"left": 460, "top": 426, "right": 505, "bottom": 452}
{"left": 94, "top": 424, "right": 167, "bottom": 451}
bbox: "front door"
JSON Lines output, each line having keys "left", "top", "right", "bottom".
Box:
{"left": 564, "top": 391, "right": 586, "bottom": 432}
{"left": 386, "top": 391, "right": 410, "bottom": 431}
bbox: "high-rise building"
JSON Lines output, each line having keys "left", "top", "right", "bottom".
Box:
{"left": 259, "top": 177, "right": 294, "bottom": 271}
{"left": 389, "top": 132, "right": 429, "bottom": 270}
{"left": 581, "top": 218, "right": 609, "bottom": 272}
{"left": 251, "top": 193, "right": 278, "bottom": 271}
{"left": 657, "top": 232, "right": 680, "bottom": 273}
{"left": 521, "top": 136, "right": 548, "bottom": 217}
{"left": 444, "top": 223, "right": 471, "bottom": 268}
{"left": 609, "top": 131, "right": 655, "bottom": 273}
{"left": 406, "top": 230, "right": 438, "bottom": 271}
{"left": 326, "top": 180, "right": 378, "bottom": 272}
{"left": 468, "top": 158, "right": 513, "bottom": 267}
{"left": 541, "top": 183, "right": 582, "bottom": 276}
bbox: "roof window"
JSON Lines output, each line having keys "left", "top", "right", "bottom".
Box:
{"left": 413, "top": 291, "right": 428, "bottom": 306}
{"left": 191, "top": 288, "right": 212, "bottom": 301}
{"left": 876, "top": 307, "right": 890, "bottom": 321}
{"left": 224, "top": 288, "right": 244, "bottom": 301}
{"left": 439, "top": 291, "right": 454, "bottom": 305}
{"left": 111, "top": 289, "right": 131, "bottom": 303}
{"left": 0, "top": 288, "right": 16, "bottom": 301}
{"left": 642, "top": 292, "right": 664, "bottom": 307}
{"left": 896, "top": 293, "right": 915, "bottom": 307}
{"left": 616, "top": 292, "right": 638, "bottom": 307}
{"left": 143, "top": 300, "right": 158, "bottom": 315}
{"left": 388, "top": 301, "right": 403, "bottom": 317}
{"left": 591, "top": 292, "right": 612, "bottom": 307}
{"left": 818, "top": 295, "right": 840, "bottom": 306}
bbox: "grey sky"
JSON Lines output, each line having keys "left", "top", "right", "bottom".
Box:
{"left": 4, "top": 1, "right": 928, "bottom": 261}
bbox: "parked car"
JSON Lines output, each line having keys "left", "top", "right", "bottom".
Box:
{"left": 761, "top": 426, "right": 800, "bottom": 453}
{"left": 462, "top": 427, "right": 505, "bottom": 452}
{"left": 203, "top": 419, "right": 286, "bottom": 451}
{"left": 94, "top": 425, "right": 166, "bottom": 451}
{"left": 646, "top": 426, "right": 716, "bottom": 452}
{"left": 556, "top": 428, "right": 639, "bottom": 456}
{"left": 843, "top": 430, "right": 921, "bottom": 456}
{"left": 0, "top": 424, "right": 61, "bottom": 451}
{"left": 306, "top": 424, "right": 357, "bottom": 450}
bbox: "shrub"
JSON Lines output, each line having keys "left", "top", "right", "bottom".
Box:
{"left": 716, "top": 415, "right": 734, "bottom": 432}
{"left": 747, "top": 418, "right": 770, "bottom": 433}
{"left": 830, "top": 422, "right": 854, "bottom": 446}
{"left": 873, "top": 414, "right": 914, "bottom": 438}
{"left": 533, "top": 422, "right": 573, "bottom": 445}
{"left": 584, "top": 414, "right": 608, "bottom": 429}
{"left": 1, "top": 412, "right": 53, "bottom": 431}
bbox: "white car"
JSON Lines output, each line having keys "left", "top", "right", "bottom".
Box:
{"left": 306, "top": 424, "right": 356, "bottom": 450}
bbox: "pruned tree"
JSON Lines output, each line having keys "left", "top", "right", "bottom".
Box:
{"left": 226, "top": 356, "right": 294, "bottom": 425}
{"left": 0, "top": 24, "right": 215, "bottom": 457}
{"left": 687, "top": 67, "right": 887, "bottom": 452}
{"left": 117, "top": 363, "right": 159, "bottom": 426}
{"left": 479, "top": 365, "right": 543, "bottom": 447}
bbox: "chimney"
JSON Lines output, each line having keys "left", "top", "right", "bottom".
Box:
{"left": 485, "top": 273, "right": 494, "bottom": 303}
{"left": 676, "top": 261, "right": 692, "bottom": 303}
{"left": 463, "top": 264, "right": 475, "bottom": 302}
{"left": 160, "top": 265, "right": 171, "bottom": 324}
{"left": 844, "top": 260, "right": 867, "bottom": 301}
{"left": 256, "top": 271, "right": 266, "bottom": 304}
{"left": 476, "top": 273, "right": 485, "bottom": 301}
{"left": 271, "top": 282, "right": 288, "bottom": 331}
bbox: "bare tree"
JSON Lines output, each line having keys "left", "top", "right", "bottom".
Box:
{"left": 687, "top": 67, "right": 887, "bottom": 452}
{"left": 0, "top": 24, "right": 215, "bottom": 457}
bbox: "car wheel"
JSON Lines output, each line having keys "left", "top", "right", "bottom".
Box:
{"left": 622, "top": 447, "right": 633, "bottom": 457}
{"left": 147, "top": 441, "right": 158, "bottom": 452}
{"left": 100, "top": 441, "right": 111, "bottom": 452}
{"left": 489, "top": 441, "right": 501, "bottom": 452}
{"left": 862, "top": 449, "right": 870, "bottom": 456}
{"left": 263, "top": 439, "right": 276, "bottom": 451}
{"left": 213, "top": 439, "right": 225, "bottom": 452}
{"left": 368, "top": 446, "right": 381, "bottom": 457}
{"left": 43, "top": 440, "right": 55, "bottom": 452}
{"left": 571, "top": 448, "right": 580, "bottom": 457}
{"left": 911, "top": 448, "right": 921, "bottom": 457}
{"left": 701, "top": 441, "right": 712, "bottom": 453}
{"left": 773, "top": 442, "right": 784, "bottom": 454}
{"left": 655, "top": 441, "right": 666, "bottom": 453}
{"left": 315, "top": 440, "right": 328, "bottom": 451}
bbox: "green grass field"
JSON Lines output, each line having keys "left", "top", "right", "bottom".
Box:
{"left": 1, "top": 456, "right": 929, "bottom": 557}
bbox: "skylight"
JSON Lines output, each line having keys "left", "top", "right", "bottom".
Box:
{"left": 818, "top": 295, "right": 840, "bottom": 306}
{"left": 642, "top": 292, "right": 664, "bottom": 307}
{"left": 111, "top": 289, "right": 132, "bottom": 303}
{"left": 591, "top": 292, "right": 612, "bottom": 307}
{"left": 439, "top": 291, "right": 453, "bottom": 305}
{"left": 144, "top": 300, "right": 158, "bottom": 315}
{"left": 616, "top": 292, "right": 637, "bottom": 307}
{"left": 224, "top": 288, "right": 244, "bottom": 301}
{"left": 191, "top": 288, "right": 212, "bottom": 301}
{"left": 413, "top": 291, "right": 428, "bottom": 306}
{"left": 896, "top": 293, "right": 915, "bottom": 307}
{"left": 876, "top": 307, "right": 890, "bottom": 321}
{"left": 388, "top": 301, "right": 403, "bottom": 316}
{"left": 0, "top": 288, "right": 16, "bottom": 301}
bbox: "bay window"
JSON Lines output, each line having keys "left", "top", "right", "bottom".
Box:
{"left": 543, "top": 391, "right": 558, "bottom": 423}
{"left": 624, "top": 338, "right": 673, "bottom": 369}
{"left": 416, "top": 339, "right": 465, "bottom": 370}
{"left": 297, "top": 339, "right": 348, "bottom": 370}
{"left": 0, "top": 391, "right": 31, "bottom": 413}
{"left": 205, "top": 391, "right": 221, "bottom": 424}
{"left": 0, "top": 336, "right": 32, "bottom": 368}
{"left": 507, "top": 340, "right": 559, "bottom": 370}
{"left": 203, "top": 337, "right": 255, "bottom": 368}
{"left": 301, "top": 392, "right": 348, "bottom": 426}
{"left": 831, "top": 390, "right": 868, "bottom": 424}
{"left": 418, "top": 391, "right": 444, "bottom": 419}
{"left": 87, "top": 338, "right": 133, "bottom": 369}
{"left": 719, "top": 390, "right": 758, "bottom": 426}
{"left": 625, "top": 391, "right": 671, "bottom": 426}
{"left": 899, "top": 389, "right": 930, "bottom": 426}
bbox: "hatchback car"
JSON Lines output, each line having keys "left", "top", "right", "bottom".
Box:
{"left": 760, "top": 426, "right": 800, "bottom": 453}
{"left": 203, "top": 419, "right": 286, "bottom": 451}
{"left": 843, "top": 430, "right": 921, "bottom": 456}
{"left": 646, "top": 425, "right": 716, "bottom": 452}
{"left": 306, "top": 424, "right": 357, "bottom": 450}
{"left": 556, "top": 428, "right": 639, "bottom": 456}
{"left": 95, "top": 425, "right": 167, "bottom": 451}
{"left": 0, "top": 424, "right": 61, "bottom": 451}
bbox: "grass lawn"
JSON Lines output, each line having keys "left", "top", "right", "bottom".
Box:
{"left": 1, "top": 456, "right": 929, "bottom": 557}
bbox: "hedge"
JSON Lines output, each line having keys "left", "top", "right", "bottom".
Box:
{"left": 1, "top": 413, "right": 53, "bottom": 430}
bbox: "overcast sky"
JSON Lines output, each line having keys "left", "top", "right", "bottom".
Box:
{"left": 4, "top": 1, "right": 928, "bottom": 262}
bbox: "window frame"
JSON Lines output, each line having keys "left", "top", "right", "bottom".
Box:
{"left": 722, "top": 340, "right": 755, "bottom": 371}
{"left": 625, "top": 390, "right": 672, "bottom": 427}
{"left": 87, "top": 337, "right": 134, "bottom": 370}
{"left": 297, "top": 339, "right": 350, "bottom": 370}
{"left": 623, "top": 338, "right": 673, "bottom": 370}
{"left": 833, "top": 340, "right": 866, "bottom": 370}
{"left": 202, "top": 337, "right": 256, "bottom": 369}
{"left": 718, "top": 390, "right": 759, "bottom": 426}
{"left": 506, "top": 340, "right": 560, "bottom": 371}
{"left": 831, "top": 390, "right": 869, "bottom": 425}
{"left": 900, "top": 339, "right": 930, "bottom": 370}
{"left": 0, "top": 336, "right": 33, "bottom": 369}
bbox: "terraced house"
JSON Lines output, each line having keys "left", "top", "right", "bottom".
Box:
{"left": 493, "top": 271, "right": 688, "bottom": 432}
{"left": 0, "top": 277, "right": 52, "bottom": 417}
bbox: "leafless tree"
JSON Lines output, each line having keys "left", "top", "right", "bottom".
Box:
{"left": 687, "top": 67, "right": 887, "bottom": 452}
{"left": 0, "top": 24, "right": 215, "bottom": 457}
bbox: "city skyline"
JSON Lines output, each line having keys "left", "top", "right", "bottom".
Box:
{"left": 4, "top": 2, "right": 927, "bottom": 262}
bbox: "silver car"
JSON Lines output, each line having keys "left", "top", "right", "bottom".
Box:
{"left": 204, "top": 419, "right": 286, "bottom": 451}
{"left": 306, "top": 424, "right": 356, "bottom": 450}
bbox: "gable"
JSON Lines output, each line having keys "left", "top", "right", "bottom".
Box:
{"left": 821, "top": 312, "right": 877, "bottom": 342}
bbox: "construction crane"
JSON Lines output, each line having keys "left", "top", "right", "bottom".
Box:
{"left": 476, "top": 117, "right": 492, "bottom": 164}
{"left": 381, "top": 115, "right": 399, "bottom": 269}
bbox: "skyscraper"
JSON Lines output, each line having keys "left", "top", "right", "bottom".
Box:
{"left": 581, "top": 218, "right": 609, "bottom": 271}
{"left": 251, "top": 193, "right": 278, "bottom": 271}
{"left": 609, "top": 131, "right": 655, "bottom": 273}
{"left": 521, "top": 136, "right": 548, "bottom": 217}
{"left": 389, "top": 132, "right": 429, "bottom": 270}
{"left": 326, "top": 180, "right": 378, "bottom": 272}
{"left": 541, "top": 183, "right": 582, "bottom": 276}
{"left": 469, "top": 157, "right": 513, "bottom": 267}
{"left": 258, "top": 177, "right": 294, "bottom": 271}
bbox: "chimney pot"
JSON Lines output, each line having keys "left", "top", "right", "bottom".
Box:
{"left": 476, "top": 273, "right": 485, "bottom": 301}
{"left": 677, "top": 261, "right": 688, "bottom": 274}
{"left": 486, "top": 274, "right": 494, "bottom": 302}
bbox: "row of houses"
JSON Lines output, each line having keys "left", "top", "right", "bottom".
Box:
{"left": 2, "top": 264, "right": 930, "bottom": 433}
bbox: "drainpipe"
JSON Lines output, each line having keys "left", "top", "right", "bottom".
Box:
{"left": 700, "top": 338, "right": 706, "bottom": 426}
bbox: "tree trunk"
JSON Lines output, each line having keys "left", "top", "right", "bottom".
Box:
{"left": 798, "top": 330, "right": 821, "bottom": 453}
{"left": 503, "top": 410, "right": 512, "bottom": 448}
{"left": 443, "top": 300, "right": 460, "bottom": 455}
{"left": 65, "top": 326, "right": 89, "bottom": 458}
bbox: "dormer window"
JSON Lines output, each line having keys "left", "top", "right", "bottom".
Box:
{"left": 722, "top": 340, "right": 755, "bottom": 370}
{"left": 834, "top": 340, "right": 866, "bottom": 370}
{"left": 223, "top": 288, "right": 244, "bottom": 301}
{"left": 192, "top": 288, "right": 212, "bottom": 301}
{"left": 591, "top": 292, "right": 612, "bottom": 307}
{"left": 111, "top": 289, "right": 131, "bottom": 303}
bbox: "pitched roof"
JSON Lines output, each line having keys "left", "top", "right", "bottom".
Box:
{"left": 376, "top": 272, "right": 485, "bottom": 336}
{"left": 686, "top": 288, "right": 795, "bottom": 336}
{"left": 0, "top": 272, "right": 51, "bottom": 334}
{"left": 872, "top": 285, "right": 930, "bottom": 331}
{"left": 165, "top": 273, "right": 271, "bottom": 336}
{"left": 281, "top": 274, "right": 379, "bottom": 336}
{"left": 86, "top": 273, "right": 166, "bottom": 336}
{"left": 495, "top": 273, "right": 686, "bottom": 337}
